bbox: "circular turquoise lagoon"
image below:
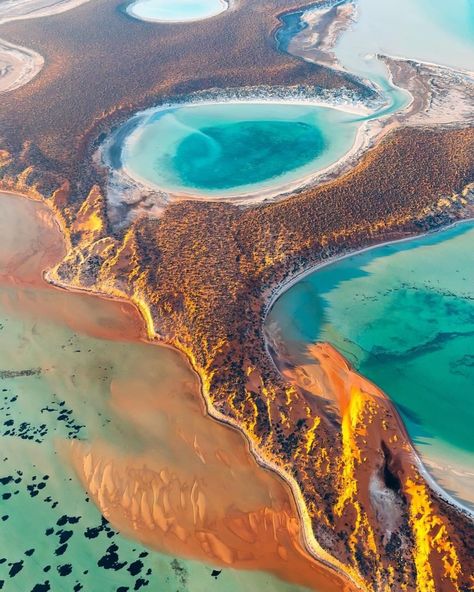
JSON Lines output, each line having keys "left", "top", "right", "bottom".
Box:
{"left": 119, "top": 102, "right": 360, "bottom": 199}
{"left": 126, "top": 0, "right": 228, "bottom": 23}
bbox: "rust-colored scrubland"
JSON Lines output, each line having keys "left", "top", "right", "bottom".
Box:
{"left": 11, "top": 124, "right": 468, "bottom": 592}
{"left": 0, "top": 0, "right": 366, "bottom": 171}
{"left": 0, "top": 0, "right": 473, "bottom": 590}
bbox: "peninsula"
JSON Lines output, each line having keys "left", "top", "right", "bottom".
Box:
{"left": 0, "top": 0, "right": 473, "bottom": 590}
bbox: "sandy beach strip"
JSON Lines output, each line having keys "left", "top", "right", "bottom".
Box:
{"left": 0, "top": 38, "right": 44, "bottom": 93}
{"left": 0, "top": 0, "right": 94, "bottom": 93}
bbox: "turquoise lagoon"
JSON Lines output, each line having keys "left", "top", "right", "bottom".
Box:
{"left": 119, "top": 0, "right": 474, "bottom": 201}
{"left": 126, "top": 0, "right": 227, "bottom": 23}
{"left": 268, "top": 222, "right": 474, "bottom": 511}
{"left": 119, "top": 102, "right": 360, "bottom": 198}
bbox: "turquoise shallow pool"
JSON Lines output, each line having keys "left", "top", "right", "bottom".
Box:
{"left": 268, "top": 222, "right": 474, "bottom": 510}
{"left": 125, "top": 0, "right": 227, "bottom": 23}
{"left": 119, "top": 102, "right": 360, "bottom": 199}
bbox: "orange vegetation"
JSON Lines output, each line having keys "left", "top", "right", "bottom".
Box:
{"left": 2, "top": 123, "right": 473, "bottom": 591}
{"left": 0, "top": 0, "right": 473, "bottom": 587}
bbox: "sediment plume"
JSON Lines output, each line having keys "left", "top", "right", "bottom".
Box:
{"left": 0, "top": 190, "right": 352, "bottom": 592}
{"left": 67, "top": 376, "right": 350, "bottom": 592}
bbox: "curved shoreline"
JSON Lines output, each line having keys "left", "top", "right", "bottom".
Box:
{"left": 45, "top": 235, "right": 363, "bottom": 587}
{"left": 1, "top": 0, "right": 472, "bottom": 588}
{"left": 0, "top": 0, "right": 94, "bottom": 94}
{"left": 5, "top": 184, "right": 474, "bottom": 592}
{"left": 101, "top": 0, "right": 473, "bottom": 215}
{"left": 285, "top": 0, "right": 474, "bottom": 103}
{"left": 0, "top": 0, "right": 93, "bottom": 25}
{"left": 23, "top": 171, "right": 474, "bottom": 580}
{"left": 1, "top": 188, "right": 356, "bottom": 592}
{"left": 262, "top": 214, "right": 474, "bottom": 521}
{"left": 104, "top": 210, "right": 474, "bottom": 589}
{"left": 193, "top": 371, "right": 367, "bottom": 592}
{"left": 0, "top": 37, "right": 44, "bottom": 94}
{"left": 101, "top": 91, "right": 379, "bottom": 219}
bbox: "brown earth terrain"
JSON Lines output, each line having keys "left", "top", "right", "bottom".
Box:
{"left": 0, "top": 0, "right": 368, "bottom": 175}
{"left": 0, "top": 189, "right": 352, "bottom": 592}
{"left": 0, "top": 0, "right": 473, "bottom": 590}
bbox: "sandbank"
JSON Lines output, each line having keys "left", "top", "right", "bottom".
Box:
{"left": 0, "top": 0, "right": 94, "bottom": 93}
{"left": 0, "top": 189, "right": 350, "bottom": 592}
{"left": 263, "top": 215, "right": 474, "bottom": 520}
{"left": 0, "top": 38, "right": 43, "bottom": 93}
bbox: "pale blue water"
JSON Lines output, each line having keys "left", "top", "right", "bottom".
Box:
{"left": 268, "top": 223, "right": 474, "bottom": 510}
{"left": 126, "top": 0, "right": 227, "bottom": 23}
{"left": 119, "top": 0, "right": 474, "bottom": 201}
{"left": 120, "top": 102, "right": 360, "bottom": 198}
{"left": 333, "top": 0, "right": 474, "bottom": 117}
{"left": 336, "top": 0, "right": 474, "bottom": 74}
{"left": 420, "top": 0, "right": 474, "bottom": 46}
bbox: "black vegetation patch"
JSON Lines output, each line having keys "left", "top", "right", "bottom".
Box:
{"left": 127, "top": 560, "right": 143, "bottom": 576}
{"left": 98, "top": 544, "right": 127, "bottom": 571}
{"left": 57, "top": 564, "right": 72, "bottom": 577}
{"left": 31, "top": 582, "right": 51, "bottom": 592}
{"left": 8, "top": 560, "right": 23, "bottom": 578}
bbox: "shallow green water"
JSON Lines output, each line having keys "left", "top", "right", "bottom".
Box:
{"left": 0, "top": 284, "right": 314, "bottom": 592}
{"left": 0, "top": 194, "right": 316, "bottom": 591}
{"left": 125, "top": 0, "right": 227, "bottom": 23}
{"left": 268, "top": 222, "right": 474, "bottom": 510}
{"left": 120, "top": 102, "right": 359, "bottom": 198}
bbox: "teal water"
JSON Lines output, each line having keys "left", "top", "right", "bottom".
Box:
{"left": 174, "top": 120, "right": 325, "bottom": 190}
{"left": 335, "top": 0, "right": 474, "bottom": 75}
{"left": 126, "top": 0, "right": 227, "bottom": 23}
{"left": 120, "top": 102, "right": 360, "bottom": 198}
{"left": 120, "top": 0, "right": 474, "bottom": 201}
{"left": 268, "top": 222, "right": 474, "bottom": 510}
{"left": 0, "top": 194, "right": 318, "bottom": 592}
{"left": 3, "top": 437, "right": 311, "bottom": 592}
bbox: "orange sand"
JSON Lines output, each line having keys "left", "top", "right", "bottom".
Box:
{"left": 0, "top": 190, "right": 352, "bottom": 591}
